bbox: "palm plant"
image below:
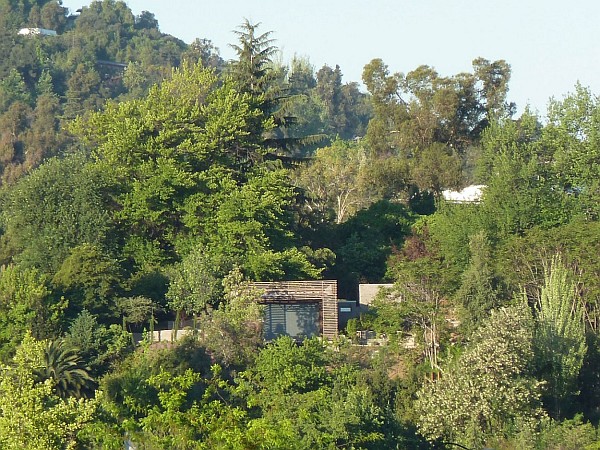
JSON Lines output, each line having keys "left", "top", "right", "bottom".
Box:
{"left": 36, "top": 339, "right": 95, "bottom": 399}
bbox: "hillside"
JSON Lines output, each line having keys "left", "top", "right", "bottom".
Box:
{"left": 0, "top": 1, "right": 599, "bottom": 449}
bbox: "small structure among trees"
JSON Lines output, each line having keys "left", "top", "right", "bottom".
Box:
{"left": 252, "top": 280, "right": 338, "bottom": 340}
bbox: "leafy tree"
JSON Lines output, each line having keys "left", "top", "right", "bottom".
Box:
{"left": 415, "top": 303, "right": 544, "bottom": 448}
{"left": 239, "top": 336, "right": 391, "bottom": 449}
{"left": 0, "top": 154, "right": 114, "bottom": 273}
{"left": 363, "top": 154, "right": 411, "bottom": 202}
{"left": 425, "top": 201, "right": 485, "bottom": 277}
{"left": 472, "top": 57, "right": 515, "bottom": 121}
{"left": 115, "top": 295, "right": 160, "bottom": 335}
{"left": 0, "top": 333, "right": 97, "bottom": 450}
{"left": 361, "top": 58, "right": 407, "bottom": 156}
{"left": 205, "top": 167, "right": 321, "bottom": 281}
{"left": 22, "top": 92, "right": 66, "bottom": 171}
{"left": 293, "top": 139, "right": 370, "bottom": 223}
{"left": 331, "top": 200, "right": 415, "bottom": 298}
{"left": 496, "top": 220, "right": 600, "bottom": 329}
{"left": 63, "top": 63, "right": 103, "bottom": 120}
{"left": 315, "top": 64, "right": 346, "bottom": 135}
{"left": 198, "top": 267, "right": 264, "bottom": 367}
{"left": 64, "top": 309, "right": 132, "bottom": 377}
{"left": 72, "top": 63, "right": 261, "bottom": 268}
{"left": 166, "top": 246, "right": 220, "bottom": 324}
{"left": 134, "top": 10, "right": 158, "bottom": 30}
{"left": 387, "top": 275, "right": 448, "bottom": 371}
{"left": 362, "top": 57, "right": 512, "bottom": 157}
{"left": 478, "top": 112, "right": 574, "bottom": 240}
{"left": 52, "top": 243, "right": 121, "bottom": 319}
{"left": 533, "top": 256, "right": 587, "bottom": 418}
{"left": 543, "top": 84, "right": 600, "bottom": 219}
{"left": 182, "top": 38, "right": 224, "bottom": 70}
{"left": 0, "top": 264, "right": 63, "bottom": 361}
{"left": 455, "top": 230, "right": 499, "bottom": 330}
{"left": 39, "top": 0, "right": 67, "bottom": 32}
{"left": 409, "top": 142, "right": 463, "bottom": 195}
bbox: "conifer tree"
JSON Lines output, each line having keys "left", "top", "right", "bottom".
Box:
{"left": 533, "top": 255, "right": 587, "bottom": 418}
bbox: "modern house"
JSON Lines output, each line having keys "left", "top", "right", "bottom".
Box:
{"left": 252, "top": 280, "right": 338, "bottom": 340}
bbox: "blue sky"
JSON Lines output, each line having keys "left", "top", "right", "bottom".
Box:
{"left": 62, "top": 0, "right": 600, "bottom": 115}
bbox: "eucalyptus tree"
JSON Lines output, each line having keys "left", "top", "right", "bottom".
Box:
{"left": 362, "top": 57, "right": 513, "bottom": 157}
{"left": 293, "top": 139, "right": 371, "bottom": 224}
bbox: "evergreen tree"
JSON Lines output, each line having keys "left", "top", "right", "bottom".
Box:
{"left": 533, "top": 256, "right": 587, "bottom": 418}
{"left": 36, "top": 339, "right": 94, "bottom": 399}
{"left": 455, "top": 231, "right": 498, "bottom": 331}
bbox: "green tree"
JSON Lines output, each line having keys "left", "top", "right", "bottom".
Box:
{"left": 478, "top": 112, "right": 573, "bottom": 240}
{"left": 52, "top": 243, "right": 121, "bottom": 319}
{"left": 0, "top": 154, "right": 114, "bottom": 273}
{"left": 0, "top": 101, "right": 31, "bottom": 184}
{"left": 542, "top": 84, "right": 600, "bottom": 220}
{"left": 415, "top": 303, "right": 544, "bottom": 448}
{"left": 166, "top": 244, "right": 220, "bottom": 332}
{"left": 182, "top": 38, "right": 224, "bottom": 70}
{"left": 115, "top": 295, "right": 160, "bottom": 335}
{"left": 39, "top": 0, "right": 67, "bottom": 32}
{"left": 410, "top": 142, "right": 463, "bottom": 195}
{"left": 0, "top": 333, "right": 97, "bottom": 450}
{"left": 72, "top": 63, "right": 259, "bottom": 268}
{"left": 63, "top": 63, "right": 103, "bottom": 119}
{"left": 198, "top": 267, "right": 264, "bottom": 367}
{"left": 533, "top": 256, "right": 587, "bottom": 418}
{"left": 472, "top": 57, "right": 515, "bottom": 121}
{"left": 0, "top": 264, "right": 63, "bottom": 361}
{"left": 229, "top": 20, "right": 322, "bottom": 155}
{"left": 239, "top": 336, "right": 390, "bottom": 449}
{"left": 206, "top": 167, "right": 321, "bottom": 281}
{"left": 361, "top": 58, "right": 407, "bottom": 156}
{"left": 36, "top": 338, "right": 94, "bottom": 399}
{"left": 229, "top": 19, "right": 277, "bottom": 98}
{"left": 496, "top": 220, "right": 600, "bottom": 328}
{"left": 315, "top": 64, "right": 345, "bottom": 135}
{"left": 455, "top": 231, "right": 499, "bottom": 331}
{"left": 331, "top": 200, "right": 415, "bottom": 297}
{"left": 293, "top": 139, "right": 370, "bottom": 223}
{"left": 362, "top": 57, "right": 512, "bottom": 157}
{"left": 64, "top": 309, "right": 132, "bottom": 377}
{"left": 0, "top": 68, "right": 31, "bottom": 110}
{"left": 22, "top": 92, "right": 66, "bottom": 172}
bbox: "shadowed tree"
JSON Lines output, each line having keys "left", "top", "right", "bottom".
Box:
{"left": 229, "top": 20, "right": 324, "bottom": 155}
{"left": 229, "top": 19, "right": 278, "bottom": 98}
{"left": 36, "top": 339, "right": 94, "bottom": 399}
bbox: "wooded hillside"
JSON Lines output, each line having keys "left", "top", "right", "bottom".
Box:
{"left": 0, "top": 1, "right": 599, "bottom": 449}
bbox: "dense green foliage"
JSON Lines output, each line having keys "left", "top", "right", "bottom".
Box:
{"left": 0, "top": 2, "right": 599, "bottom": 449}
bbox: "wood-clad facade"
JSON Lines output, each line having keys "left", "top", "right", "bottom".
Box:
{"left": 252, "top": 280, "right": 338, "bottom": 340}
